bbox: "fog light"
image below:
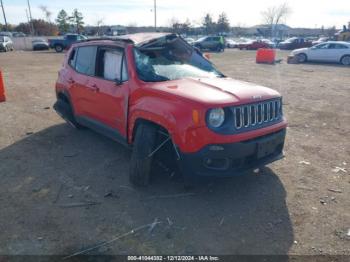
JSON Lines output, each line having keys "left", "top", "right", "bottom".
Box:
{"left": 204, "top": 158, "right": 229, "bottom": 170}
{"left": 205, "top": 158, "right": 213, "bottom": 165}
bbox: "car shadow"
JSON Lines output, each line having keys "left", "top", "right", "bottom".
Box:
{"left": 0, "top": 124, "right": 293, "bottom": 256}
{"left": 29, "top": 50, "right": 63, "bottom": 54}
{"left": 295, "top": 61, "right": 348, "bottom": 68}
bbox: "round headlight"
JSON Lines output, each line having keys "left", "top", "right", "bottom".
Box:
{"left": 208, "top": 108, "right": 225, "bottom": 128}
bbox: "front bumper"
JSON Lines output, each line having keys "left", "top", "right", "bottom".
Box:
{"left": 179, "top": 128, "right": 286, "bottom": 177}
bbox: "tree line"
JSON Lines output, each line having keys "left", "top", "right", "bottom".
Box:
{"left": 170, "top": 12, "right": 230, "bottom": 35}
{"left": 0, "top": 3, "right": 341, "bottom": 38}
{"left": 0, "top": 8, "right": 85, "bottom": 36}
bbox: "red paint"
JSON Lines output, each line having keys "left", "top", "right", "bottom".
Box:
{"left": 56, "top": 35, "right": 287, "bottom": 154}
{"left": 0, "top": 70, "right": 5, "bottom": 102}
{"left": 256, "top": 48, "right": 276, "bottom": 64}
{"left": 238, "top": 41, "right": 271, "bottom": 50}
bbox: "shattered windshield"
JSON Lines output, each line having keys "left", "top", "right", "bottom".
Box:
{"left": 133, "top": 36, "right": 223, "bottom": 82}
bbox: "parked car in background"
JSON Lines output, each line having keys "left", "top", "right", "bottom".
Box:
{"left": 32, "top": 39, "right": 49, "bottom": 51}
{"left": 226, "top": 39, "right": 239, "bottom": 48}
{"left": 0, "top": 31, "right": 12, "bottom": 37}
{"left": 312, "top": 37, "right": 329, "bottom": 46}
{"left": 48, "top": 34, "right": 87, "bottom": 52}
{"left": 278, "top": 37, "right": 312, "bottom": 50}
{"left": 291, "top": 41, "right": 350, "bottom": 65}
{"left": 12, "top": 32, "right": 26, "bottom": 37}
{"left": 194, "top": 36, "right": 224, "bottom": 51}
{"left": 238, "top": 39, "right": 271, "bottom": 50}
{"left": 261, "top": 39, "right": 275, "bottom": 48}
{"left": 184, "top": 37, "right": 195, "bottom": 45}
{"left": 0, "top": 36, "right": 14, "bottom": 52}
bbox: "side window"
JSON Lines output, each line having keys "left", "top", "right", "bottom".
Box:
{"left": 316, "top": 44, "right": 328, "bottom": 49}
{"left": 75, "top": 46, "right": 97, "bottom": 76}
{"left": 334, "top": 44, "right": 347, "bottom": 49}
{"left": 97, "top": 48, "right": 128, "bottom": 82}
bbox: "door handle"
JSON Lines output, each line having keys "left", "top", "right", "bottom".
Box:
{"left": 88, "top": 84, "right": 100, "bottom": 92}
{"left": 68, "top": 77, "right": 75, "bottom": 84}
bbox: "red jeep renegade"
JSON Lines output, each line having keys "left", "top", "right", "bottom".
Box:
{"left": 54, "top": 33, "right": 287, "bottom": 186}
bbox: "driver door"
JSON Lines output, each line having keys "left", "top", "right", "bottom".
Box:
{"left": 308, "top": 43, "right": 329, "bottom": 61}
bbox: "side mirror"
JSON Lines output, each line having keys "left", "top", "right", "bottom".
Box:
{"left": 115, "top": 79, "right": 123, "bottom": 86}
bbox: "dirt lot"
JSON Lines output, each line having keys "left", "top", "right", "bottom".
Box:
{"left": 0, "top": 49, "right": 349, "bottom": 256}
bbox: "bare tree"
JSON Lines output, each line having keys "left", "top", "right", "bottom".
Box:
{"left": 261, "top": 3, "right": 291, "bottom": 38}
{"left": 39, "top": 5, "right": 52, "bottom": 22}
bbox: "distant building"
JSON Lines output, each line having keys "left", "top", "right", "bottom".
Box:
{"left": 253, "top": 24, "right": 291, "bottom": 39}
{"left": 106, "top": 26, "right": 127, "bottom": 36}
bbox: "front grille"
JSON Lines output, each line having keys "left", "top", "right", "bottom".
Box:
{"left": 233, "top": 99, "right": 282, "bottom": 131}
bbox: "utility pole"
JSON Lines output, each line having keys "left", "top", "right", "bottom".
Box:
{"left": 27, "top": 0, "right": 35, "bottom": 35}
{"left": 0, "top": 0, "right": 8, "bottom": 31}
{"left": 25, "top": 9, "right": 30, "bottom": 24}
{"left": 25, "top": 9, "right": 33, "bottom": 35}
{"left": 154, "top": 0, "right": 157, "bottom": 31}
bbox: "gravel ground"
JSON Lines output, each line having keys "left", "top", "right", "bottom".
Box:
{"left": 0, "top": 49, "right": 349, "bottom": 257}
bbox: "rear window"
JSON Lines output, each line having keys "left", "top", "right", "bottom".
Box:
{"left": 330, "top": 44, "right": 348, "bottom": 49}
{"left": 75, "top": 46, "right": 97, "bottom": 76}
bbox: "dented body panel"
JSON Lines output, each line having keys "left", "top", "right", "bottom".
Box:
{"left": 55, "top": 33, "right": 287, "bottom": 177}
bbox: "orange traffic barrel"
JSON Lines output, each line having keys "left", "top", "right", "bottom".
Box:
{"left": 0, "top": 70, "right": 5, "bottom": 102}
{"left": 256, "top": 48, "right": 276, "bottom": 64}
{"left": 204, "top": 53, "right": 211, "bottom": 60}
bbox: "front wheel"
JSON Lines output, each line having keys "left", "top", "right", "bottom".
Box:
{"left": 297, "top": 53, "right": 307, "bottom": 63}
{"left": 340, "top": 55, "right": 350, "bottom": 66}
{"left": 129, "top": 123, "right": 157, "bottom": 187}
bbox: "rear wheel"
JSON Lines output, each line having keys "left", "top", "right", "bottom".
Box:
{"left": 129, "top": 123, "right": 157, "bottom": 187}
{"left": 340, "top": 55, "right": 350, "bottom": 66}
{"left": 55, "top": 45, "right": 64, "bottom": 53}
{"left": 54, "top": 97, "right": 84, "bottom": 129}
{"left": 297, "top": 53, "right": 307, "bottom": 63}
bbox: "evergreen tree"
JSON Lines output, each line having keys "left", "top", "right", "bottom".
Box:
{"left": 217, "top": 12, "right": 230, "bottom": 33}
{"left": 56, "top": 9, "right": 70, "bottom": 33}
{"left": 203, "top": 13, "right": 215, "bottom": 34}
{"left": 70, "top": 9, "right": 84, "bottom": 33}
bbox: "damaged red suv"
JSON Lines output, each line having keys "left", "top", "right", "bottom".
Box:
{"left": 54, "top": 33, "right": 287, "bottom": 186}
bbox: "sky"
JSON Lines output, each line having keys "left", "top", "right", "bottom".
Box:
{"left": 1, "top": 0, "right": 350, "bottom": 28}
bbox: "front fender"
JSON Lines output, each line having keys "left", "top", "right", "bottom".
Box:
{"left": 128, "top": 96, "right": 202, "bottom": 148}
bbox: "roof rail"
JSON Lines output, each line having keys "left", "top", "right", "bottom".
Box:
{"left": 79, "top": 37, "right": 133, "bottom": 44}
